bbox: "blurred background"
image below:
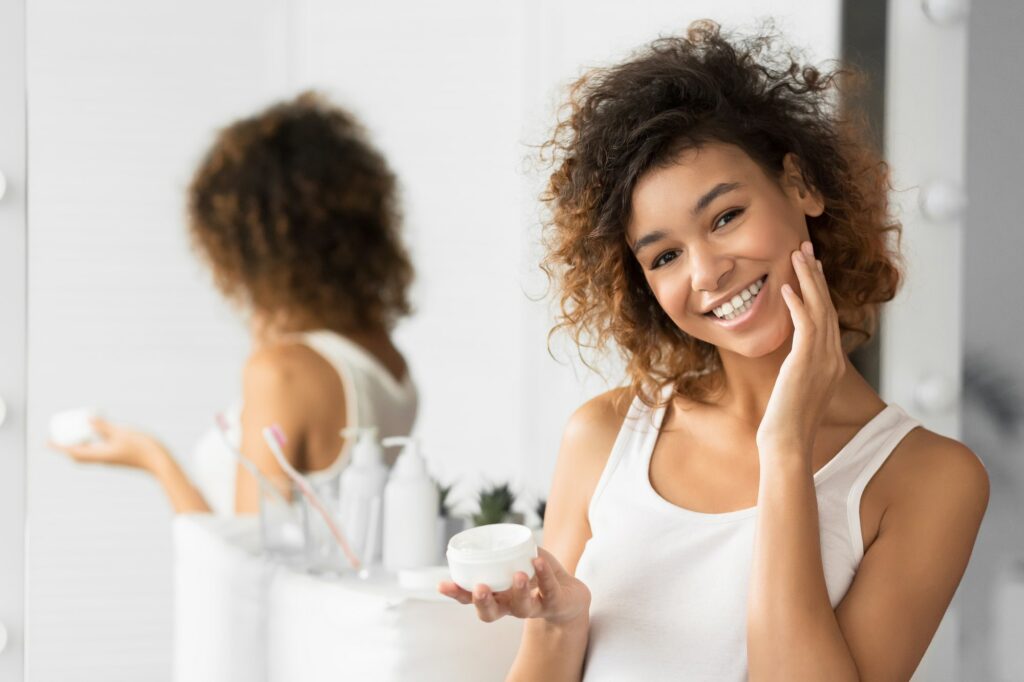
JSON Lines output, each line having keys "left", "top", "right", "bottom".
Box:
{"left": 0, "top": 0, "right": 1020, "bottom": 680}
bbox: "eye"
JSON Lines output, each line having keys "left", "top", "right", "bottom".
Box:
{"left": 651, "top": 250, "right": 679, "bottom": 269}
{"left": 714, "top": 208, "right": 744, "bottom": 230}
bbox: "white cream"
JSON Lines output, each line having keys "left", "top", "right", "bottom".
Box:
{"left": 49, "top": 407, "right": 102, "bottom": 446}
{"left": 446, "top": 523, "right": 537, "bottom": 592}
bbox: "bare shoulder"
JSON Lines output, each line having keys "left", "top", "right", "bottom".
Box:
{"left": 835, "top": 427, "right": 990, "bottom": 679}
{"left": 562, "top": 386, "right": 634, "bottom": 452}
{"left": 542, "top": 387, "right": 634, "bottom": 576}
{"left": 883, "top": 426, "right": 990, "bottom": 520}
{"left": 242, "top": 341, "right": 336, "bottom": 396}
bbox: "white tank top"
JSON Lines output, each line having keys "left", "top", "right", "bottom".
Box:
{"left": 190, "top": 329, "right": 418, "bottom": 516}
{"left": 574, "top": 390, "right": 921, "bottom": 681}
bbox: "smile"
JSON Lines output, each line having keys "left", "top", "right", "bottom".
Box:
{"left": 707, "top": 276, "right": 766, "bottom": 319}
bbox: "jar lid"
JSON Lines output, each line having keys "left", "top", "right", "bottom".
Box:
{"left": 446, "top": 523, "right": 535, "bottom": 563}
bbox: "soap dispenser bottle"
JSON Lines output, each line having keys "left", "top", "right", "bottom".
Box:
{"left": 339, "top": 427, "right": 389, "bottom": 564}
{"left": 381, "top": 436, "right": 440, "bottom": 571}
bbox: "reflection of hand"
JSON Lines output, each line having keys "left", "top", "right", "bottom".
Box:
{"left": 756, "top": 240, "right": 846, "bottom": 457}
{"left": 48, "top": 417, "right": 166, "bottom": 472}
{"left": 437, "top": 547, "right": 591, "bottom": 625}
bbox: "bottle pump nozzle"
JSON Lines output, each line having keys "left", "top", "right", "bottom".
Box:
{"left": 381, "top": 436, "right": 426, "bottom": 476}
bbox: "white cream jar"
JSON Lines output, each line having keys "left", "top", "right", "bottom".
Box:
{"left": 446, "top": 523, "right": 537, "bottom": 592}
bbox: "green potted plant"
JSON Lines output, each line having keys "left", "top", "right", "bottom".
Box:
{"left": 533, "top": 497, "right": 547, "bottom": 546}
{"left": 434, "top": 478, "right": 467, "bottom": 550}
{"left": 472, "top": 482, "right": 524, "bottom": 526}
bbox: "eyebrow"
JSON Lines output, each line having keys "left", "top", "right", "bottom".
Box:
{"left": 631, "top": 181, "right": 745, "bottom": 255}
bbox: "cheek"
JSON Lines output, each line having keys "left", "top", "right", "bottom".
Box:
{"left": 647, "top": 276, "right": 688, "bottom": 319}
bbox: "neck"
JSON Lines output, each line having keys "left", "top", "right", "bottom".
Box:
{"left": 710, "top": 333, "right": 865, "bottom": 427}
{"left": 248, "top": 312, "right": 383, "bottom": 349}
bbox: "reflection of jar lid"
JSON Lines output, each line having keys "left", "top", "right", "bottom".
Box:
{"left": 446, "top": 523, "right": 535, "bottom": 563}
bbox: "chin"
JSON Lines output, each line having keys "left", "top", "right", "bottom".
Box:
{"left": 680, "top": 315, "right": 793, "bottom": 358}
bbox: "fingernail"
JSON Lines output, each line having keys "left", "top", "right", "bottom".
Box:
{"left": 533, "top": 559, "right": 544, "bottom": 573}
{"left": 803, "top": 240, "right": 814, "bottom": 256}
{"left": 794, "top": 250, "right": 805, "bottom": 263}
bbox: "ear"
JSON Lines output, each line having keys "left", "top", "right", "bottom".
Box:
{"left": 782, "top": 152, "right": 825, "bottom": 218}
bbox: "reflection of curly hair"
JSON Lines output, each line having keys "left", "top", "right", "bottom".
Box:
{"left": 540, "top": 19, "right": 903, "bottom": 408}
{"left": 188, "top": 91, "right": 413, "bottom": 333}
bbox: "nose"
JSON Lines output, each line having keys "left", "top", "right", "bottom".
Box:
{"left": 689, "top": 244, "right": 732, "bottom": 293}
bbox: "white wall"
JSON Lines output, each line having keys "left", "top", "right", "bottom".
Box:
{"left": 25, "top": 2, "right": 839, "bottom": 679}
{"left": 26, "top": 1, "right": 286, "bottom": 678}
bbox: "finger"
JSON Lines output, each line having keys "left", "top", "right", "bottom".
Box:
{"left": 90, "top": 417, "right": 114, "bottom": 439}
{"left": 780, "top": 282, "right": 811, "bottom": 333}
{"left": 472, "top": 584, "right": 505, "bottom": 623}
{"left": 61, "top": 443, "right": 100, "bottom": 460}
{"left": 531, "top": 553, "right": 563, "bottom": 603}
{"left": 803, "top": 244, "right": 843, "bottom": 357}
{"left": 437, "top": 581, "right": 473, "bottom": 605}
{"left": 506, "top": 571, "right": 542, "bottom": 618}
{"left": 792, "top": 246, "right": 824, "bottom": 320}
{"left": 804, "top": 242, "right": 835, "bottom": 315}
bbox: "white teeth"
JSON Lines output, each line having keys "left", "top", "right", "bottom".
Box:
{"left": 711, "top": 277, "right": 765, "bottom": 319}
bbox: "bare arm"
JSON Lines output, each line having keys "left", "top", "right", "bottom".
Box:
{"left": 747, "top": 432, "right": 989, "bottom": 681}
{"left": 232, "top": 344, "right": 323, "bottom": 514}
{"left": 52, "top": 417, "right": 213, "bottom": 514}
{"left": 50, "top": 342, "right": 327, "bottom": 515}
{"left": 505, "top": 391, "right": 627, "bottom": 682}
{"left": 146, "top": 443, "right": 213, "bottom": 513}
{"left": 437, "top": 390, "right": 627, "bottom": 681}
{"left": 748, "top": 244, "right": 990, "bottom": 680}
{"left": 834, "top": 435, "right": 988, "bottom": 680}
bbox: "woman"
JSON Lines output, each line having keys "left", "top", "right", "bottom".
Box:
{"left": 439, "top": 20, "right": 988, "bottom": 681}
{"left": 51, "top": 92, "right": 418, "bottom": 516}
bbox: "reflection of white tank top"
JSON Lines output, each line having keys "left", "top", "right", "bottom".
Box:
{"left": 574, "top": 388, "right": 921, "bottom": 681}
{"left": 190, "top": 329, "right": 418, "bottom": 517}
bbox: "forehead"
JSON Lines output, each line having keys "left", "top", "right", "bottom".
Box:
{"left": 627, "top": 143, "right": 762, "bottom": 235}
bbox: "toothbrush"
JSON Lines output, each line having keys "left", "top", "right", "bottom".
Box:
{"left": 214, "top": 413, "right": 290, "bottom": 503}
{"left": 262, "top": 424, "right": 362, "bottom": 571}
{"left": 358, "top": 494, "right": 382, "bottom": 580}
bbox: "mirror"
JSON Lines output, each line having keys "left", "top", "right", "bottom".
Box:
{"left": 21, "top": 1, "right": 1002, "bottom": 680}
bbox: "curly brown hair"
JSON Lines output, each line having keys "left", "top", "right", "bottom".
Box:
{"left": 187, "top": 91, "right": 413, "bottom": 333}
{"left": 540, "top": 18, "right": 904, "bottom": 409}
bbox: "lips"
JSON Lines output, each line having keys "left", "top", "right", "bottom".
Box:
{"left": 704, "top": 274, "right": 770, "bottom": 317}
{"left": 703, "top": 274, "right": 769, "bottom": 329}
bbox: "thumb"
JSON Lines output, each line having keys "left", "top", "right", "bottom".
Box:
{"left": 90, "top": 416, "right": 115, "bottom": 439}
{"left": 533, "top": 547, "right": 566, "bottom": 600}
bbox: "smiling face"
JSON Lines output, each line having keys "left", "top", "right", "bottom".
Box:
{"left": 627, "top": 142, "right": 824, "bottom": 358}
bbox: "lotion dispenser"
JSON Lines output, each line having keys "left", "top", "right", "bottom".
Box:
{"left": 381, "top": 436, "right": 440, "bottom": 571}
{"left": 339, "top": 427, "right": 389, "bottom": 565}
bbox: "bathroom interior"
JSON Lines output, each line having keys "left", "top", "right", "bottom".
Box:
{"left": 0, "top": 0, "right": 1021, "bottom": 680}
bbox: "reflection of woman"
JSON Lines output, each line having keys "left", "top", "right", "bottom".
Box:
{"left": 51, "top": 92, "right": 417, "bottom": 515}
{"left": 440, "top": 20, "right": 988, "bottom": 680}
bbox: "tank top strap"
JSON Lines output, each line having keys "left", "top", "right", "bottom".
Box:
{"left": 269, "top": 329, "right": 416, "bottom": 482}
{"left": 587, "top": 385, "right": 672, "bottom": 525}
{"left": 840, "top": 403, "right": 923, "bottom": 563}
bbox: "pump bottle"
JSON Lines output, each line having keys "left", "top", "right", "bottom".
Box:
{"left": 381, "top": 436, "right": 440, "bottom": 571}
{"left": 338, "top": 427, "right": 389, "bottom": 564}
